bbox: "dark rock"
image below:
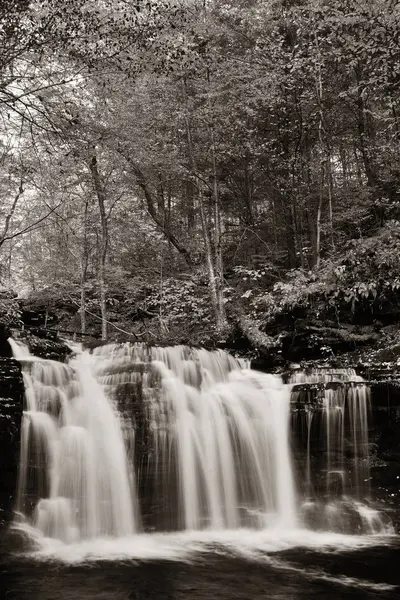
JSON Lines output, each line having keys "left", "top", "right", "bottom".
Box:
{"left": 0, "top": 324, "right": 12, "bottom": 358}
{"left": 26, "top": 334, "right": 71, "bottom": 361}
{"left": 0, "top": 524, "right": 40, "bottom": 553}
{"left": 300, "top": 499, "right": 363, "bottom": 534}
{"left": 278, "top": 324, "right": 380, "bottom": 362}
{"left": 10, "top": 331, "right": 72, "bottom": 362}
{"left": 0, "top": 358, "right": 24, "bottom": 530}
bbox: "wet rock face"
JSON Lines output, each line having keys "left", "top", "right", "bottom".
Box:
{"left": 0, "top": 324, "right": 12, "bottom": 358}
{"left": 0, "top": 358, "right": 24, "bottom": 528}
{"left": 25, "top": 333, "right": 71, "bottom": 361}
{"left": 369, "top": 382, "right": 400, "bottom": 515}
{"left": 12, "top": 330, "right": 72, "bottom": 362}
{"left": 287, "top": 371, "right": 400, "bottom": 524}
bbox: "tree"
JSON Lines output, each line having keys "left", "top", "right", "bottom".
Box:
{"left": 3, "top": 0, "right": 400, "bottom": 345}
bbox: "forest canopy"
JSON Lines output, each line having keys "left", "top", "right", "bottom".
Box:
{"left": 1, "top": 0, "right": 400, "bottom": 354}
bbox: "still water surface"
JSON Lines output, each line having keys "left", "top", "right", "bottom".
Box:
{"left": 1, "top": 529, "right": 399, "bottom": 600}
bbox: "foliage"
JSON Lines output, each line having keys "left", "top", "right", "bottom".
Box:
{"left": 142, "top": 277, "right": 215, "bottom": 343}
{"left": 238, "top": 221, "right": 400, "bottom": 326}
{"left": 0, "top": 298, "right": 22, "bottom": 327}
{"left": 1, "top": 0, "right": 400, "bottom": 348}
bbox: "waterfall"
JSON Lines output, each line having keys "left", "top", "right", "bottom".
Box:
{"left": 85, "top": 343, "right": 297, "bottom": 531}
{"left": 289, "top": 368, "right": 383, "bottom": 533}
{"left": 11, "top": 340, "right": 136, "bottom": 542}
{"left": 290, "top": 368, "right": 370, "bottom": 498}
{"left": 9, "top": 340, "right": 388, "bottom": 544}
{"left": 8, "top": 338, "right": 32, "bottom": 359}
{"left": 11, "top": 341, "right": 297, "bottom": 539}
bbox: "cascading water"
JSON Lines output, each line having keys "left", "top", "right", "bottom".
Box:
{"left": 9, "top": 339, "right": 136, "bottom": 542}
{"left": 89, "top": 343, "right": 297, "bottom": 531}
{"left": 290, "top": 368, "right": 370, "bottom": 497}
{"left": 9, "top": 340, "right": 389, "bottom": 546}
{"left": 289, "top": 367, "right": 384, "bottom": 533}
{"left": 10, "top": 340, "right": 297, "bottom": 540}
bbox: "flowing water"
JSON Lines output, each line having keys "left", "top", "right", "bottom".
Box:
{"left": 2, "top": 340, "right": 398, "bottom": 598}
{"left": 289, "top": 368, "right": 381, "bottom": 532}
{"left": 10, "top": 340, "right": 136, "bottom": 542}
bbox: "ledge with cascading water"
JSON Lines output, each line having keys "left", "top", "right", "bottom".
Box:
{"left": 5, "top": 339, "right": 395, "bottom": 556}
{"left": 289, "top": 367, "right": 390, "bottom": 533}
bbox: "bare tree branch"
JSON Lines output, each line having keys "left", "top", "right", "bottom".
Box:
{"left": 0, "top": 200, "right": 64, "bottom": 245}
{"left": 0, "top": 177, "right": 25, "bottom": 245}
{"left": 118, "top": 147, "right": 194, "bottom": 266}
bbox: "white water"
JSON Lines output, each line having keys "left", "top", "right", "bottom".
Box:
{"left": 93, "top": 343, "right": 297, "bottom": 531}
{"left": 290, "top": 368, "right": 371, "bottom": 499}
{"left": 289, "top": 367, "right": 364, "bottom": 384}
{"left": 8, "top": 338, "right": 32, "bottom": 359}
{"left": 9, "top": 340, "right": 391, "bottom": 550}
{"left": 16, "top": 525, "right": 395, "bottom": 564}
{"left": 11, "top": 339, "right": 136, "bottom": 542}
{"left": 11, "top": 340, "right": 297, "bottom": 540}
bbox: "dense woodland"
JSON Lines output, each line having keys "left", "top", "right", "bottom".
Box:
{"left": 1, "top": 0, "right": 400, "bottom": 361}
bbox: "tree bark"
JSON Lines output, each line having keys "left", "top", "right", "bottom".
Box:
{"left": 209, "top": 124, "right": 227, "bottom": 331}
{"left": 182, "top": 77, "right": 227, "bottom": 332}
{"left": 80, "top": 196, "right": 90, "bottom": 335}
{"left": 355, "top": 66, "right": 378, "bottom": 188}
{"left": 0, "top": 179, "right": 24, "bottom": 249}
{"left": 89, "top": 152, "right": 108, "bottom": 341}
{"left": 117, "top": 148, "right": 193, "bottom": 267}
{"left": 198, "top": 186, "right": 220, "bottom": 326}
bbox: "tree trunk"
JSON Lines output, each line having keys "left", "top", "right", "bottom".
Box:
{"left": 315, "top": 193, "right": 322, "bottom": 269}
{"left": 0, "top": 178, "right": 24, "bottom": 249}
{"left": 282, "top": 193, "right": 297, "bottom": 269}
{"left": 279, "top": 127, "right": 297, "bottom": 268}
{"left": 306, "top": 197, "right": 318, "bottom": 269}
{"left": 327, "top": 157, "right": 335, "bottom": 251}
{"left": 182, "top": 77, "right": 228, "bottom": 331}
{"left": 118, "top": 149, "right": 193, "bottom": 267}
{"left": 198, "top": 187, "right": 220, "bottom": 326}
{"left": 314, "top": 33, "right": 330, "bottom": 265}
{"left": 243, "top": 161, "right": 255, "bottom": 226}
{"left": 98, "top": 260, "right": 107, "bottom": 341}
{"left": 80, "top": 196, "right": 90, "bottom": 335}
{"left": 89, "top": 152, "right": 108, "bottom": 341}
{"left": 355, "top": 66, "right": 378, "bottom": 188}
{"left": 185, "top": 179, "right": 196, "bottom": 233}
{"left": 209, "top": 124, "right": 227, "bottom": 331}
